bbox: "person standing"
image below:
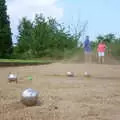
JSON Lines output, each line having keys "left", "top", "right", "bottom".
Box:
{"left": 97, "top": 41, "right": 107, "bottom": 64}
{"left": 83, "top": 36, "right": 92, "bottom": 63}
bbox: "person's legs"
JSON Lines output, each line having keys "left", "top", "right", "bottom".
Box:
{"left": 88, "top": 52, "right": 92, "bottom": 63}
{"left": 84, "top": 52, "right": 88, "bottom": 63}
{"left": 98, "top": 57, "right": 101, "bottom": 63}
{"left": 101, "top": 56, "right": 104, "bottom": 64}
{"left": 98, "top": 52, "right": 101, "bottom": 63}
{"left": 85, "top": 51, "right": 91, "bottom": 63}
{"left": 101, "top": 52, "right": 105, "bottom": 64}
{"left": 84, "top": 50, "right": 92, "bottom": 63}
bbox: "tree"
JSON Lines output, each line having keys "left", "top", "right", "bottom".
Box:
{"left": 16, "top": 14, "right": 84, "bottom": 58}
{"left": 96, "top": 35, "right": 104, "bottom": 43}
{"left": 104, "top": 33, "right": 115, "bottom": 43}
{"left": 96, "top": 34, "right": 116, "bottom": 44}
{"left": 0, "top": 0, "right": 12, "bottom": 57}
{"left": 17, "top": 17, "right": 33, "bottom": 53}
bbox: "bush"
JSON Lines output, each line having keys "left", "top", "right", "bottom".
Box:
{"left": 110, "top": 43, "right": 120, "bottom": 59}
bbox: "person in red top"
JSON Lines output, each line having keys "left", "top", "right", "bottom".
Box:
{"left": 97, "top": 41, "right": 107, "bottom": 64}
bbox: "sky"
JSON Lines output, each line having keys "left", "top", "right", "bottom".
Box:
{"left": 7, "top": 0, "right": 120, "bottom": 43}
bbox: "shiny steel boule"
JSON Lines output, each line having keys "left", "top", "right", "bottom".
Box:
{"left": 67, "top": 72, "right": 74, "bottom": 77}
{"left": 8, "top": 73, "right": 17, "bottom": 83}
{"left": 84, "top": 72, "right": 90, "bottom": 77}
{"left": 21, "top": 88, "right": 39, "bottom": 106}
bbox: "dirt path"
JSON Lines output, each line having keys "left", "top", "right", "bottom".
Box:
{"left": 0, "top": 62, "right": 120, "bottom": 120}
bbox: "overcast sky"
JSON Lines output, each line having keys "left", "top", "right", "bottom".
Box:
{"left": 7, "top": 0, "right": 120, "bottom": 42}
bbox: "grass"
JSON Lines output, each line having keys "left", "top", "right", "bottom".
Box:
{"left": 0, "top": 59, "right": 51, "bottom": 63}
{"left": 0, "top": 59, "right": 53, "bottom": 66}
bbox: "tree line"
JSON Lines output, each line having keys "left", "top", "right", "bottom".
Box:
{"left": 0, "top": 0, "right": 120, "bottom": 59}
{"left": 13, "top": 15, "right": 81, "bottom": 59}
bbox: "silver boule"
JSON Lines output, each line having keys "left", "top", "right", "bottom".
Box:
{"left": 67, "top": 72, "right": 74, "bottom": 77}
{"left": 84, "top": 72, "right": 90, "bottom": 77}
{"left": 8, "top": 73, "right": 17, "bottom": 83}
{"left": 21, "top": 88, "right": 39, "bottom": 106}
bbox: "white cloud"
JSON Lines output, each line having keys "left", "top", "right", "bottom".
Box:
{"left": 7, "top": 0, "right": 64, "bottom": 42}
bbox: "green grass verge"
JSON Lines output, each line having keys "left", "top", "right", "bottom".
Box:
{"left": 0, "top": 59, "right": 53, "bottom": 66}
{"left": 0, "top": 59, "right": 51, "bottom": 63}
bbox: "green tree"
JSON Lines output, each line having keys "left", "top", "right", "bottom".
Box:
{"left": 96, "top": 34, "right": 115, "bottom": 43}
{"left": 17, "top": 17, "right": 33, "bottom": 53}
{"left": 16, "top": 14, "right": 84, "bottom": 59}
{"left": 0, "top": 0, "right": 12, "bottom": 57}
{"left": 31, "top": 14, "right": 49, "bottom": 56}
{"left": 96, "top": 35, "right": 104, "bottom": 43}
{"left": 104, "top": 33, "right": 115, "bottom": 43}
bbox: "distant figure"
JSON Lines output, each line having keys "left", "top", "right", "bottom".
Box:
{"left": 97, "top": 41, "right": 107, "bottom": 64}
{"left": 83, "top": 36, "right": 92, "bottom": 63}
